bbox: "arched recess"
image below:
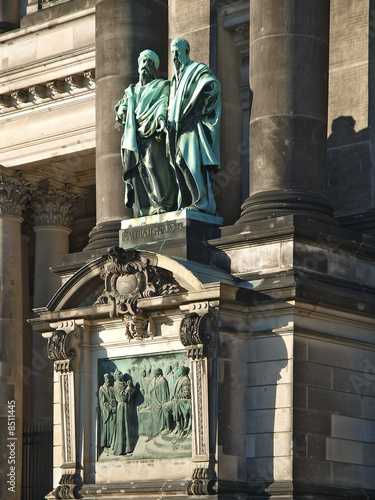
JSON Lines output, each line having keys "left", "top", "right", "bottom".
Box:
{"left": 43, "top": 247, "right": 236, "bottom": 314}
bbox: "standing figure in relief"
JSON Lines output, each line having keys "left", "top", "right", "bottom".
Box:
{"left": 115, "top": 49, "right": 177, "bottom": 217}
{"left": 167, "top": 38, "right": 221, "bottom": 215}
{"left": 98, "top": 373, "right": 117, "bottom": 452}
{"left": 112, "top": 370, "right": 137, "bottom": 455}
{"left": 146, "top": 367, "right": 170, "bottom": 440}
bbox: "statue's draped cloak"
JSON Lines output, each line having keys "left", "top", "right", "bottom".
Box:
{"left": 147, "top": 375, "right": 170, "bottom": 438}
{"left": 98, "top": 384, "right": 116, "bottom": 449}
{"left": 115, "top": 79, "right": 177, "bottom": 216}
{"left": 113, "top": 381, "right": 137, "bottom": 455}
{"left": 168, "top": 61, "right": 221, "bottom": 215}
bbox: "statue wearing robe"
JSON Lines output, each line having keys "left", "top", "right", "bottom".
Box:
{"left": 113, "top": 375, "right": 137, "bottom": 455}
{"left": 167, "top": 38, "right": 221, "bottom": 215}
{"left": 115, "top": 52, "right": 177, "bottom": 217}
{"left": 98, "top": 375, "right": 117, "bottom": 451}
{"left": 146, "top": 368, "right": 170, "bottom": 439}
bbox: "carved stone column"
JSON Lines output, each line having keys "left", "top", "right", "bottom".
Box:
{"left": 87, "top": 0, "right": 168, "bottom": 250}
{"left": 180, "top": 304, "right": 217, "bottom": 496}
{"left": 0, "top": 167, "right": 35, "bottom": 500}
{"left": 30, "top": 179, "right": 86, "bottom": 427}
{"left": 46, "top": 321, "right": 82, "bottom": 499}
{"left": 0, "top": 0, "right": 19, "bottom": 32}
{"left": 21, "top": 224, "right": 33, "bottom": 426}
{"left": 238, "top": 0, "right": 334, "bottom": 224}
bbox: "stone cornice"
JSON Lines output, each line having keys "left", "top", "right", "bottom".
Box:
{"left": 0, "top": 5, "right": 95, "bottom": 43}
{"left": 0, "top": 47, "right": 95, "bottom": 94}
{"left": 0, "top": 69, "right": 95, "bottom": 112}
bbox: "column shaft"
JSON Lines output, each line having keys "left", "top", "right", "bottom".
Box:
{"left": 89, "top": 0, "right": 168, "bottom": 250}
{"left": 33, "top": 226, "right": 70, "bottom": 309}
{"left": 0, "top": 215, "right": 23, "bottom": 500}
{"left": 239, "top": 0, "right": 333, "bottom": 224}
{"left": 0, "top": 0, "right": 19, "bottom": 32}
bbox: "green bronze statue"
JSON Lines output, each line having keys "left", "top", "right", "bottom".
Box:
{"left": 115, "top": 50, "right": 177, "bottom": 217}
{"left": 167, "top": 38, "right": 221, "bottom": 215}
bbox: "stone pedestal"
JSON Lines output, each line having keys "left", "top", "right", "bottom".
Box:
{"left": 239, "top": 0, "right": 334, "bottom": 224}
{"left": 88, "top": 0, "right": 168, "bottom": 250}
{"left": 207, "top": 214, "right": 375, "bottom": 498}
{"left": 119, "top": 210, "right": 223, "bottom": 263}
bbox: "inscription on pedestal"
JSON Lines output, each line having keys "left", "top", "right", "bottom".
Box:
{"left": 121, "top": 222, "right": 184, "bottom": 244}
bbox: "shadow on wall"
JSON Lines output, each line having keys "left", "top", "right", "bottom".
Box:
{"left": 327, "top": 116, "right": 375, "bottom": 218}
{"left": 245, "top": 331, "right": 288, "bottom": 496}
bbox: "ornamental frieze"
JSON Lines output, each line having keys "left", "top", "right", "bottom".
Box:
{"left": 0, "top": 70, "right": 96, "bottom": 110}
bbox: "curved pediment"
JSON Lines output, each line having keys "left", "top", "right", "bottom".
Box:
{"left": 45, "top": 246, "right": 235, "bottom": 313}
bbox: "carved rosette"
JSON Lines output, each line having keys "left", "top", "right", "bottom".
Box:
{"left": 187, "top": 468, "right": 216, "bottom": 496}
{"left": 32, "top": 180, "right": 86, "bottom": 228}
{"left": 0, "top": 167, "right": 37, "bottom": 217}
{"left": 97, "top": 246, "right": 183, "bottom": 339}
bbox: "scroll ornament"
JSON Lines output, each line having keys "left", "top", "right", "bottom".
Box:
{"left": 97, "top": 247, "right": 183, "bottom": 339}
{"left": 179, "top": 311, "right": 215, "bottom": 358}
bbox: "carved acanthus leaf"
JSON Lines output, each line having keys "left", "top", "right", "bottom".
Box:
{"left": 0, "top": 167, "right": 37, "bottom": 217}
{"left": 32, "top": 181, "right": 86, "bottom": 227}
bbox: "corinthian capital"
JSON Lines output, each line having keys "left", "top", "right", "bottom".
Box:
{"left": 0, "top": 166, "right": 37, "bottom": 217}
{"left": 32, "top": 179, "right": 87, "bottom": 228}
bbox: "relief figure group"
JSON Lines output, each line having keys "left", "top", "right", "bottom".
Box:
{"left": 98, "top": 362, "right": 192, "bottom": 456}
